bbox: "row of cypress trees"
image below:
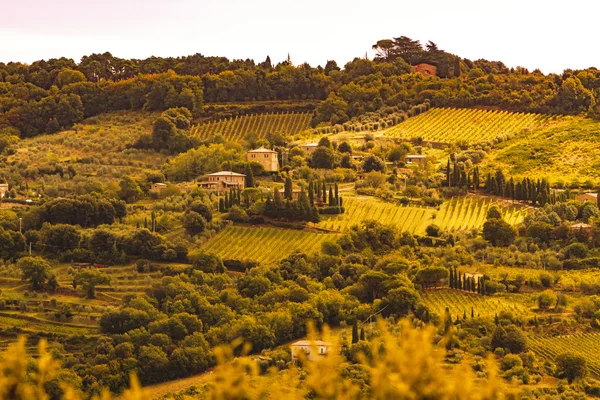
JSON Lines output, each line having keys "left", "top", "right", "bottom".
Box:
{"left": 449, "top": 267, "right": 486, "bottom": 295}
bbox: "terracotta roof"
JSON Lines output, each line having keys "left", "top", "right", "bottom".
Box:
{"left": 302, "top": 143, "right": 318, "bottom": 147}
{"left": 406, "top": 154, "right": 426, "bottom": 159}
{"left": 208, "top": 171, "right": 246, "bottom": 177}
{"left": 571, "top": 222, "right": 591, "bottom": 229}
{"left": 248, "top": 147, "right": 277, "bottom": 153}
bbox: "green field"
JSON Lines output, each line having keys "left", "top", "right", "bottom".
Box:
{"left": 422, "top": 289, "right": 532, "bottom": 318}
{"left": 200, "top": 225, "right": 338, "bottom": 264}
{"left": 386, "top": 107, "right": 545, "bottom": 144}
{"left": 529, "top": 333, "right": 600, "bottom": 378}
{"left": 191, "top": 112, "right": 312, "bottom": 141}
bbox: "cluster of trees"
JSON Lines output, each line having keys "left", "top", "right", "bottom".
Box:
{"left": 445, "top": 159, "right": 481, "bottom": 191}
{"left": 134, "top": 107, "right": 198, "bottom": 154}
{"left": 485, "top": 171, "right": 556, "bottom": 206}
{"left": 22, "top": 195, "right": 126, "bottom": 230}
{"left": 448, "top": 268, "right": 486, "bottom": 294}
{"left": 1, "top": 70, "right": 203, "bottom": 138}
{"left": 263, "top": 186, "right": 319, "bottom": 223}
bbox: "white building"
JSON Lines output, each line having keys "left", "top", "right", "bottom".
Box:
{"left": 291, "top": 340, "right": 337, "bottom": 362}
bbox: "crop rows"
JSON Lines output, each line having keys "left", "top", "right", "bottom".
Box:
{"left": 433, "top": 197, "right": 526, "bottom": 231}
{"left": 528, "top": 333, "right": 600, "bottom": 377}
{"left": 201, "top": 226, "right": 338, "bottom": 265}
{"left": 318, "top": 196, "right": 434, "bottom": 234}
{"left": 422, "top": 289, "right": 530, "bottom": 319}
{"left": 191, "top": 112, "right": 312, "bottom": 141}
{"left": 387, "top": 108, "right": 545, "bottom": 144}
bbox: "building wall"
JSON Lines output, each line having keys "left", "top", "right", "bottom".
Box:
{"left": 247, "top": 152, "right": 279, "bottom": 172}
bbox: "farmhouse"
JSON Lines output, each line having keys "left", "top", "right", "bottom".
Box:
{"left": 291, "top": 340, "right": 337, "bottom": 362}
{"left": 570, "top": 222, "right": 592, "bottom": 232}
{"left": 198, "top": 171, "right": 246, "bottom": 191}
{"left": 0, "top": 183, "right": 8, "bottom": 198}
{"left": 247, "top": 147, "right": 279, "bottom": 172}
{"left": 405, "top": 154, "right": 427, "bottom": 167}
{"left": 301, "top": 143, "right": 318, "bottom": 155}
{"left": 149, "top": 183, "right": 167, "bottom": 193}
{"left": 575, "top": 193, "right": 597, "bottom": 203}
{"left": 411, "top": 63, "right": 437, "bottom": 77}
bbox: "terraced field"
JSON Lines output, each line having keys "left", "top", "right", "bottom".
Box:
{"left": 433, "top": 197, "right": 527, "bottom": 231}
{"left": 200, "top": 226, "right": 338, "bottom": 264}
{"left": 422, "top": 289, "right": 531, "bottom": 319}
{"left": 318, "top": 196, "right": 433, "bottom": 234}
{"left": 191, "top": 112, "right": 312, "bottom": 141}
{"left": 529, "top": 333, "right": 600, "bottom": 378}
{"left": 387, "top": 107, "right": 545, "bottom": 144}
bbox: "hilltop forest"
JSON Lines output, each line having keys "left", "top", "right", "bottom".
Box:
{"left": 1, "top": 36, "right": 600, "bottom": 400}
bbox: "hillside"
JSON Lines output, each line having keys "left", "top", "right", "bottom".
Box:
{"left": 484, "top": 116, "right": 600, "bottom": 185}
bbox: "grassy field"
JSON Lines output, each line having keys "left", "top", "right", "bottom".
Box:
{"left": 191, "top": 112, "right": 312, "bottom": 141}
{"left": 386, "top": 107, "right": 546, "bottom": 144}
{"left": 529, "top": 333, "right": 600, "bottom": 378}
{"left": 200, "top": 225, "right": 338, "bottom": 264}
{"left": 484, "top": 116, "right": 600, "bottom": 184}
{"left": 422, "top": 289, "right": 532, "bottom": 318}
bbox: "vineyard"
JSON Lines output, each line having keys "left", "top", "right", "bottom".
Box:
{"left": 529, "top": 333, "right": 600, "bottom": 378}
{"left": 433, "top": 197, "right": 527, "bottom": 231}
{"left": 422, "top": 289, "right": 531, "bottom": 318}
{"left": 191, "top": 112, "right": 312, "bottom": 141}
{"left": 318, "top": 196, "right": 526, "bottom": 235}
{"left": 200, "top": 226, "right": 338, "bottom": 265}
{"left": 386, "top": 107, "right": 545, "bottom": 144}
{"left": 318, "top": 196, "right": 434, "bottom": 234}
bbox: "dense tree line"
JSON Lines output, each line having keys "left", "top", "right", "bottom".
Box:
{"left": 3, "top": 38, "right": 600, "bottom": 140}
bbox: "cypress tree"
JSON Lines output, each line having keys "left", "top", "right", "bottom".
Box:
{"left": 219, "top": 198, "right": 225, "bottom": 212}
{"left": 339, "top": 196, "right": 343, "bottom": 208}
{"left": 463, "top": 310, "right": 467, "bottom": 320}
{"left": 245, "top": 164, "right": 255, "bottom": 188}
{"left": 449, "top": 268, "right": 454, "bottom": 289}
{"left": 224, "top": 192, "right": 229, "bottom": 210}
{"left": 284, "top": 177, "right": 293, "bottom": 200}
{"left": 322, "top": 181, "right": 327, "bottom": 203}
{"left": 352, "top": 321, "right": 359, "bottom": 344}
{"left": 329, "top": 186, "right": 335, "bottom": 206}
{"left": 471, "top": 307, "right": 475, "bottom": 318}
{"left": 481, "top": 278, "right": 486, "bottom": 295}
{"left": 360, "top": 328, "right": 365, "bottom": 341}
{"left": 335, "top": 183, "right": 339, "bottom": 206}
{"left": 446, "top": 159, "right": 451, "bottom": 187}
{"left": 308, "top": 181, "right": 315, "bottom": 205}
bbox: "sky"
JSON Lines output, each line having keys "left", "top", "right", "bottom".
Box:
{"left": 1, "top": 0, "right": 599, "bottom": 74}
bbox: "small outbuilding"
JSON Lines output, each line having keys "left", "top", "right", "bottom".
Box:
{"left": 575, "top": 193, "right": 598, "bottom": 203}
{"left": 405, "top": 154, "right": 427, "bottom": 167}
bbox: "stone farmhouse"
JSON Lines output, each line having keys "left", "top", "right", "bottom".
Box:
{"left": 0, "top": 183, "right": 8, "bottom": 198}
{"left": 301, "top": 143, "right": 318, "bottom": 155}
{"left": 247, "top": 147, "right": 279, "bottom": 172}
{"left": 198, "top": 171, "right": 245, "bottom": 191}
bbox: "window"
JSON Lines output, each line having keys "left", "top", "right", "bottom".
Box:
{"left": 252, "top": 154, "right": 255, "bottom": 158}
{"left": 264, "top": 154, "right": 268, "bottom": 158}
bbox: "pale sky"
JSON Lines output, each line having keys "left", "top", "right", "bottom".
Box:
{"left": 1, "top": 0, "right": 598, "bottom": 74}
